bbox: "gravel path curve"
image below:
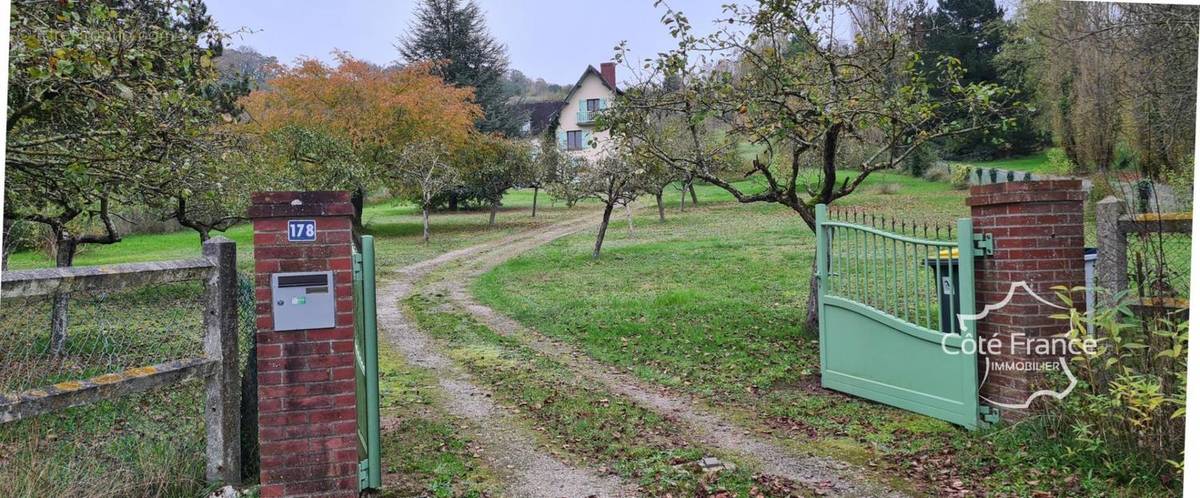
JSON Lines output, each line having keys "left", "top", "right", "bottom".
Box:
{"left": 377, "top": 217, "right": 635, "bottom": 498}
{"left": 423, "top": 218, "right": 909, "bottom": 498}
{"left": 381, "top": 213, "right": 907, "bottom": 497}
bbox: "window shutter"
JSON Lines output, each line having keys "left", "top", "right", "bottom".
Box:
{"left": 557, "top": 131, "right": 567, "bottom": 149}
{"left": 579, "top": 99, "right": 586, "bottom": 112}
{"left": 582, "top": 130, "right": 592, "bottom": 148}
{"left": 599, "top": 98, "right": 607, "bottom": 109}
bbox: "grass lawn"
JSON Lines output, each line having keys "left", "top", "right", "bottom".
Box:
{"left": 954, "top": 149, "right": 1055, "bottom": 175}
{"left": 376, "top": 344, "right": 498, "bottom": 498}
{"left": 0, "top": 282, "right": 215, "bottom": 497}
{"left": 474, "top": 171, "right": 1172, "bottom": 496}
{"left": 5, "top": 189, "right": 597, "bottom": 272}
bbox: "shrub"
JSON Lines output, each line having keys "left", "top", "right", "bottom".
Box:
{"left": 1088, "top": 173, "right": 1119, "bottom": 204}
{"left": 1164, "top": 161, "right": 1194, "bottom": 211}
{"left": 1048, "top": 288, "right": 1187, "bottom": 488}
{"left": 873, "top": 183, "right": 901, "bottom": 195}
{"left": 946, "top": 163, "right": 972, "bottom": 190}
{"left": 922, "top": 166, "right": 951, "bottom": 183}
{"left": 1047, "top": 148, "right": 1078, "bottom": 176}
{"left": 1115, "top": 142, "right": 1140, "bottom": 171}
{"left": 904, "top": 143, "right": 940, "bottom": 177}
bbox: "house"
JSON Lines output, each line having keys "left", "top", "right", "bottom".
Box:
{"left": 517, "top": 100, "right": 563, "bottom": 137}
{"left": 524, "top": 62, "right": 622, "bottom": 161}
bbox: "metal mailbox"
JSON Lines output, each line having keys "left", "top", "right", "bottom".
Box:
{"left": 271, "top": 271, "right": 336, "bottom": 331}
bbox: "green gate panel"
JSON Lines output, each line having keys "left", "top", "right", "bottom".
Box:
{"left": 820, "top": 297, "right": 977, "bottom": 427}
{"left": 816, "top": 205, "right": 981, "bottom": 429}
{"left": 354, "top": 236, "right": 382, "bottom": 491}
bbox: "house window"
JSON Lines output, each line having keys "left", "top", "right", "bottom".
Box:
{"left": 566, "top": 130, "right": 583, "bottom": 151}
{"left": 586, "top": 99, "right": 600, "bottom": 112}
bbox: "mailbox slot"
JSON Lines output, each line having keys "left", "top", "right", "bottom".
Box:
{"left": 271, "top": 271, "right": 336, "bottom": 331}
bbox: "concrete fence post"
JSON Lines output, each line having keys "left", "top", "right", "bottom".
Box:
{"left": 202, "top": 236, "right": 242, "bottom": 484}
{"left": 1095, "top": 196, "right": 1128, "bottom": 307}
{"left": 967, "top": 180, "right": 1086, "bottom": 421}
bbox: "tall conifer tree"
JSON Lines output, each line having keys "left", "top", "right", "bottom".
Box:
{"left": 398, "top": 0, "right": 522, "bottom": 136}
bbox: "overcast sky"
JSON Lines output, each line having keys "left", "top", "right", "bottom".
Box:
{"left": 205, "top": 0, "right": 734, "bottom": 85}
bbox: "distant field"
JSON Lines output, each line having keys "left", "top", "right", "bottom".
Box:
{"left": 955, "top": 149, "right": 1055, "bottom": 175}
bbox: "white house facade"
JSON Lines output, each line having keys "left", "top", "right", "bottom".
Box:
{"left": 543, "top": 63, "right": 622, "bottom": 161}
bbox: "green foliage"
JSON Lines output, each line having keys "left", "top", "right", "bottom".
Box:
{"left": 947, "top": 163, "right": 973, "bottom": 190}
{"left": 605, "top": 0, "right": 1024, "bottom": 233}
{"left": 914, "top": 0, "right": 1045, "bottom": 159}
{"left": 6, "top": 0, "right": 231, "bottom": 258}
{"left": 1164, "top": 162, "right": 1194, "bottom": 211}
{"left": 1047, "top": 289, "right": 1187, "bottom": 489}
{"left": 904, "top": 143, "right": 940, "bottom": 177}
{"left": 398, "top": 0, "right": 523, "bottom": 136}
{"left": 1006, "top": 1, "right": 1197, "bottom": 177}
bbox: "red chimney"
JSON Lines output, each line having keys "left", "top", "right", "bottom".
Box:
{"left": 600, "top": 62, "right": 616, "bottom": 89}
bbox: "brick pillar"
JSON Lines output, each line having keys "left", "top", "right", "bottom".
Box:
{"left": 249, "top": 191, "right": 358, "bottom": 498}
{"left": 967, "top": 180, "right": 1086, "bottom": 421}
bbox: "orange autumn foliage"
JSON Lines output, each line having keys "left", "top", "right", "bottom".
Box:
{"left": 240, "top": 52, "right": 481, "bottom": 157}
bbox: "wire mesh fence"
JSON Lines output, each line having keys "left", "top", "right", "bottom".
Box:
{"left": 0, "top": 261, "right": 257, "bottom": 496}
{"left": 1126, "top": 229, "right": 1191, "bottom": 308}
{"left": 0, "top": 281, "right": 206, "bottom": 395}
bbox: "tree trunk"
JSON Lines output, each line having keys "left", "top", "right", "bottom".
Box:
{"left": 624, "top": 203, "right": 634, "bottom": 236}
{"left": 422, "top": 206, "right": 431, "bottom": 243}
{"left": 50, "top": 234, "right": 77, "bottom": 357}
{"left": 531, "top": 186, "right": 539, "bottom": 217}
{"left": 680, "top": 183, "right": 687, "bottom": 212}
{"left": 592, "top": 203, "right": 615, "bottom": 259}
{"left": 448, "top": 192, "right": 459, "bottom": 211}
{"left": 350, "top": 186, "right": 365, "bottom": 233}
{"left": 689, "top": 182, "right": 699, "bottom": 206}
{"left": 805, "top": 261, "right": 820, "bottom": 333}
{"left": 198, "top": 227, "right": 211, "bottom": 243}
{"left": 655, "top": 192, "right": 665, "bottom": 222}
{"left": 2, "top": 218, "right": 13, "bottom": 271}
{"left": 488, "top": 201, "right": 498, "bottom": 226}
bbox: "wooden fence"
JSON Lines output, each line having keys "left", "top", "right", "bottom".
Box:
{"left": 0, "top": 237, "right": 241, "bottom": 484}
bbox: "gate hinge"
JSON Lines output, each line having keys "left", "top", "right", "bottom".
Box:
{"left": 978, "top": 405, "right": 1001, "bottom": 425}
{"left": 972, "top": 233, "right": 994, "bottom": 257}
{"left": 359, "top": 459, "right": 369, "bottom": 490}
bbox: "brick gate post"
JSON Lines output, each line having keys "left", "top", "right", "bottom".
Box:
{"left": 249, "top": 191, "right": 358, "bottom": 497}
{"left": 967, "top": 180, "right": 1086, "bottom": 421}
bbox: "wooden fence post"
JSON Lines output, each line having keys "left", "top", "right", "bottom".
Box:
{"left": 1096, "top": 196, "right": 1128, "bottom": 308}
{"left": 203, "top": 236, "right": 241, "bottom": 484}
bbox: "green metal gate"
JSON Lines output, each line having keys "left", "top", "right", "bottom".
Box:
{"left": 353, "top": 235, "right": 382, "bottom": 490}
{"left": 815, "top": 205, "right": 985, "bottom": 429}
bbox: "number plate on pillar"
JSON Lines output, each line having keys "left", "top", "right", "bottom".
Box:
{"left": 288, "top": 219, "right": 317, "bottom": 242}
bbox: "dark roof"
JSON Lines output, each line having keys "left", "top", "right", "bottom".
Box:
{"left": 519, "top": 100, "right": 564, "bottom": 136}
{"left": 567, "top": 65, "right": 622, "bottom": 98}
